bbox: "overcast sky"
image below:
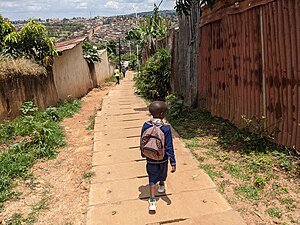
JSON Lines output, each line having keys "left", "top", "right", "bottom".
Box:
{"left": 0, "top": 0, "right": 176, "bottom": 21}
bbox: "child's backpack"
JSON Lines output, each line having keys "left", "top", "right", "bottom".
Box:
{"left": 140, "top": 123, "right": 165, "bottom": 160}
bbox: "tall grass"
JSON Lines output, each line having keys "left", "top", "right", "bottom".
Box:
{"left": 0, "top": 57, "right": 46, "bottom": 80}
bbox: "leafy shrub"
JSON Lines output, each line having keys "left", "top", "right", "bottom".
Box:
{"left": 134, "top": 47, "right": 171, "bottom": 100}
{"left": 254, "top": 175, "right": 267, "bottom": 188}
{"left": 82, "top": 41, "right": 101, "bottom": 64}
{"left": 0, "top": 16, "right": 15, "bottom": 51}
{"left": 166, "top": 94, "right": 184, "bottom": 118}
{"left": 122, "top": 52, "right": 137, "bottom": 69}
{"left": 1, "top": 18, "right": 57, "bottom": 66}
{"left": 20, "top": 101, "right": 38, "bottom": 115}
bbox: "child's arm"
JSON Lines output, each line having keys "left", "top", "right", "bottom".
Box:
{"left": 164, "top": 126, "right": 176, "bottom": 167}
{"left": 140, "top": 123, "right": 147, "bottom": 157}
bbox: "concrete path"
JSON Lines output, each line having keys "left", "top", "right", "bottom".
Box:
{"left": 86, "top": 72, "right": 246, "bottom": 225}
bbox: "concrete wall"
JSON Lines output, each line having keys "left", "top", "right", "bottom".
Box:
{"left": 93, "top": 50, "right": 112, "bottom": 84}
{"left": 52, "top": 44, "right": 93, "bottom": 100}
{"left": 109, "top": 62, "right": 115, "bottom": 77}
{"left": 0, "top": 44, "right": 112, "bottom": 121}
{"left": 0, "top": 70, "right": 58, "bottom": 119}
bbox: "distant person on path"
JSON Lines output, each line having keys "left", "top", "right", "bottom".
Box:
{"left": 114, "top": 66, "right": 120, "bottom": 85}
{"left": 140, "top": 101, "right": 176, "bottom": 212}
{"left": 121, "top": 66, "right": 127, "bottom": 78}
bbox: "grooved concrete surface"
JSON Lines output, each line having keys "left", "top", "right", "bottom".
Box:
{"left": 86, "top": 72, "right": 246, "bottom": 225}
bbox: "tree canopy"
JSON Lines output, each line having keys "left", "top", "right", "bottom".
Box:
{"left": 0, "top": 16, "right": 57, "bottom": 66}
{"left": 175, "top": 0, "right": 215, "bottom": 15}
{"left": 126, "top": 5, "right": 169, "bottom": 57}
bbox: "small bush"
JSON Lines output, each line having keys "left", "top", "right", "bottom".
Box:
{"left": 166, "top": 94, "right": 184, "bottom": 119}
{"left": 254, "top": 175, "right": 267, "bottom": 188}
{"left": 82, "top": 41, "right": 101, "bottom": 64}
{"left": 266, "top": 207, "right": 282, "bottom": 218}
{"left": 134, "top": 47, "right": 171, "bottom": 100}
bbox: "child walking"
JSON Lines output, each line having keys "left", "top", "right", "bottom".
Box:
{"left": 114, "top": 66, "right": 120, "bottom": 84}
{"left": 140, "top": 101, "right": 176, "bottom": 211}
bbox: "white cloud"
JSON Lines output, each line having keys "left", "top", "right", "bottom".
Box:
{"left": 76, "top": 2, "right": 88, "bottom": 9}
{"left": 104, "top": 1, "right": 119, "bottom": 9}
{"left": 0, "top": 0, "right": 176, "bottom": 20}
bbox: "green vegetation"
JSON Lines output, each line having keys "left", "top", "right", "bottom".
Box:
{"left": 107, "top": 40, "right": 119, "bottom": 65}
{"left": 4, "top": 196, "right": 50, "bottom": 224}
{"left": 45, "top": 22, "right": 84, "bottom": 38}
{"left": 200, "top": 164, "right": 222, "bottom": 180}
{"left": 223, "top": 163, "right": 250, "bottom": 181}
{"left": 0, "top": 16, "right": 57, "bottom": 66}
{"left": 82, "top": 41, "right": 102, "bottom": 64}
{"left": 82, "top": 171, "right": 95, "bottom": 182}
{"left": 234, "top": 185, "right": 259, "bottom": 201}
{"left": 104, "top": 75, "right": 117, "bottom": 84}
{"left": 0, "top": 99, "right": 81, "bottom": 203}
{"left": 166, "top": 96, "right": 299, "bottom": 176}
{"left": 135, "top": 47, "right": 171, "bottom": 100}
{"left": 127, "top": 5, "right": 169, "bottom": 56}
{"left": 0, "top": 203, "right": 4, "bottom": 212}
{"left": 279, "top": 197, "right": 296, "bottom": 210}
{"left": 86, "top": 115, "right": 96, "bottom": 131}
{"left": 5, "top": 213, "right": 23, "bottom": 225}
{"left": 175, "top": 0, "right": 215, "bottom": 16}
{"left": 166, "top": 95, "right": 299, "bottom": 223}
{"left": 122, "top": 52, "right": 137, "bottom": 69}
{"left": 266, "top": 207, "right": 283, "bottom": 218}
{"left": 254, "top": 175, "right": 267, "bottom": 189}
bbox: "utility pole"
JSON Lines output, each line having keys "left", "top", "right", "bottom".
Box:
{"left": 133, "top": 5, "right": 140, "bottom": 72}
{"left": 129, "top": 40, "right": 132, "bottom": 61}
{"left": 118, "top": 37, "right": 121, "bottom": 72}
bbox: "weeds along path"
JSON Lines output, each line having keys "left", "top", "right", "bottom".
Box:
{"left": 1, "top": 84, "right": 114, "bottom": 225}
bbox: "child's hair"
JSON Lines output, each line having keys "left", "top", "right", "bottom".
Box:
{"left": 149, "top": 101, "right": 167, "bottom": 118}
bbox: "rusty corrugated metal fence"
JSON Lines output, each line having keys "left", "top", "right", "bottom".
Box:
{"left": 166, "top": 0, "right": 299, "bottom": 150}
{"left": 196, "top": 0, "right": 300, "bottom": 150}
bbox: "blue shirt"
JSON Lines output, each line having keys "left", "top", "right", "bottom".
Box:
{"left": 141, "top": 122, "right": 176, "bottom": 166}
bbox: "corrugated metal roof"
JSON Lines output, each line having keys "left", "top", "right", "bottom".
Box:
{"left": 55, "top": 36, "right": 87, "bottom": 52}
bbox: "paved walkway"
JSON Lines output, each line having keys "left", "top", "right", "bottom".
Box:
{"left": 86, "top": 72, "right": 246, "bottom": 225}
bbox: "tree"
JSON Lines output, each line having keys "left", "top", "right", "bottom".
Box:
{"left": 0, "top": 16, "right": 15, "bottom": 51}
{"left": 106, "top": 40, "right": 117, "bottom": 56}
{"left": 173, "top": 0, "right": 215, "bottom": 107}
{"left": 126, "top": 4, "right": 169, "bottom": 58}
{"left": 0, "top": 17, "right": 57, "bottom": 66}
{"left": 122, "top": 52, "right": 137, "bottom": 69}
{"left": 175, "top": 0, "right": 215, "bottom": 16}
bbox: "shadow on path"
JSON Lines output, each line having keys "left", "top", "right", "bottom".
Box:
{"left": 138, "top": 184, "right": 172, "bottom": 205}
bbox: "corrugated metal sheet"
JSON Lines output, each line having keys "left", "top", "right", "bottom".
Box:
{"left": 56, "top": 36, "right": 86, "bottom": 52}
{"left": 262, "top": 0, "right": 300, "bottom": 150}
{"left": 199, "top": 6, "right": 263, "bottom": 125}
{"left": 197, "top": 0, "right": 300, "bottom": 150}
